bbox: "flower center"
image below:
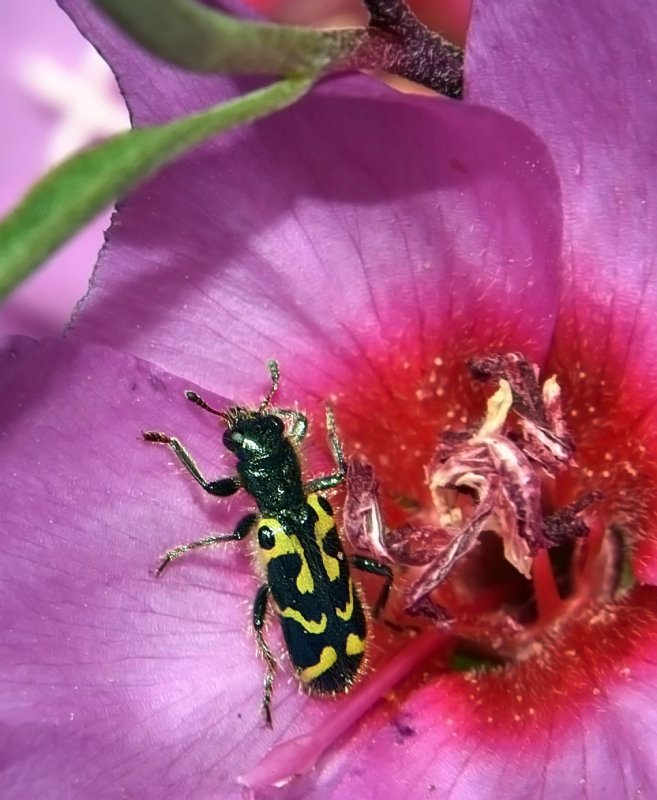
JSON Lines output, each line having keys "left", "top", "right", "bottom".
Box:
{"left": 340, "top": 352, "right": 628, "bottom": 666}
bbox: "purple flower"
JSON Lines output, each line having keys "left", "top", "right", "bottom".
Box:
{"left": 2, "top": 0, "right": 656, "bottom": 798}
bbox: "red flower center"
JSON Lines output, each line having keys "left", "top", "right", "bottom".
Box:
{"left": 324, "top": 336, "right": 657, "bottom": 734}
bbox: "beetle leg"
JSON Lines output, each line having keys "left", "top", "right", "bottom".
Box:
{"left": 155, "top": 513, "right": 257, "bottom": 576}
{"left": 350, "top": 555, "right": 394, "bottom": 618}
{"left": 276, "top": 409, "right": 308, "bottom": 444}
{"left": 143, "top": 432, "right": 241, "bottom": 496}
{"left": 304, "top": 405, "right": 346, "bottom": 493}
{"left": 253, "top": 583, "right": 277, "bottom": 727}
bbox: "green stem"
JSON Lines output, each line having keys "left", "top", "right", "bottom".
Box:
{"left": 0, "top": 76, "right": 313, "bottom": 299}
{"left": 91, "top": 0, "right": 360, "bottom": 75}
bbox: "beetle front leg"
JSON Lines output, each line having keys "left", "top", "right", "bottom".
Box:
{"left": 143, "top": 431, "right": 241, "bottom": 496}
{"left": 304, "top": 406, "right": 346, "bottom": 493}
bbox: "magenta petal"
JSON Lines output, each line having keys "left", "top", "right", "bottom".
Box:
{"left": 467, "top": 0, "right": 657, "bottom": 389}
{"left": 70, "top": 89, "right": 563, "bottom": 396}
{"left": 0, "top": 337, "right": 336, "bottom": 799}
{"left": 56, "top": 2, "right": 564, "bottom": 394}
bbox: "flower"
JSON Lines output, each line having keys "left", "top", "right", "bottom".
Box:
{"left": 1, "top": 1, "right": 656, "bottom": 799}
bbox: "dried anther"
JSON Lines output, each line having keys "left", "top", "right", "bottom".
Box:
{"left": 343, "top": 457, "right": 390, "bottom": 563}
{"left": 542, "top": 491, "right": 604, "bottom": 547}
{"left": 467, "top": 352, "right": 575, "bottom": 475}
{"left": 344, "top": 458, "right": 452, "bottom": 567}
{"left": 343, "top": 354, "right": 602, "bottom": 623}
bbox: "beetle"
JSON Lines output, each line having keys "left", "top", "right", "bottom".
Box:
{"left": 143, "top": 360, "right": 392, "bottom": 725}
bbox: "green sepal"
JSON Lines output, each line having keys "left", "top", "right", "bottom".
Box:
{"left": 91, "top": 0, "right": 357, "bottom": 75}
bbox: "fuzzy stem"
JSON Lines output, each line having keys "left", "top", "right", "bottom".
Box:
{"left": 346, "top": 0, "right": 464, "bottom": 97}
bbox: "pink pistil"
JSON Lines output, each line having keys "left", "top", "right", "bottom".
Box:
{"left": 576, "top": 514, "right": 605, "bottom": 584}
{"left": 531, "top": 548, "right": 562, "bottom": 622}
{"left": 238, "top": 627, "right": 451, "bottom": 796}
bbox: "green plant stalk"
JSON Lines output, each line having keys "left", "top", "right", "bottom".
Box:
{"left": 91, "top": 0, "right": 360, "bottom": 74}
{"left": 0, "top": 75, "right": 312, "bottom": 299}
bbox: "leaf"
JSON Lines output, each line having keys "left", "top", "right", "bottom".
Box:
{"left": 0, "top": 76, "right": 312, "bottom": 299}
{"left": 91, "top": 0, "right": 358, "bottom": 75}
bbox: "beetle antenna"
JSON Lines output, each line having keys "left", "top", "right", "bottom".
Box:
{"left": 185, "top": 390, "right": 231, "bottom": 423}
{"left": 260, "top": 360, "right": 280, "bottom": 411}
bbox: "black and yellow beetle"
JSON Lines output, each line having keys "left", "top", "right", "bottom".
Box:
{"left": 143, "top": 360, "right": 392, "bottom": 725}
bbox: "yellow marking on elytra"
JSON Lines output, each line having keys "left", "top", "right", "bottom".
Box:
{"left": 345, "top": 632, "right": 366, "bottom": 656}
{"left": 278, "top": 606, "right": 328, "bottom": 634}
{"left": 259, "top": 518, "right": 314, "bottom": 594}
{"left": 299, "top": 646, "right": 338, "bottom": 683}
{"left": 336, "top": 578, "right": 355, "bottom": 621}
{"left": 307, "top": 493, "right": 340, "bottom": 582}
